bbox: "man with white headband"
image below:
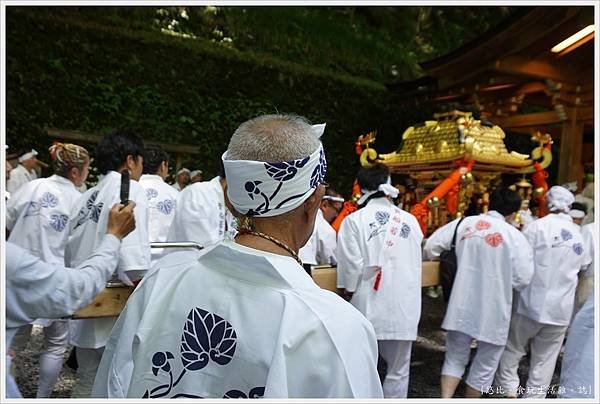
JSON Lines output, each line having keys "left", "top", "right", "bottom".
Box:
{"left": 337, "top": 164, "right": 423, "bottom": 398}
{"left": 568, "top": 201, "right": 587, "bottom": 226}
{"left": 298, "top": 188, "right": 343, "bottom": 268}
{"left": 7, "top": 149, "right": 39, "bottom": 193}
{"left": 172, "top": 167, "right": 190, "bottom": 191}
{"left": 92, "top": 114, "right": 383, "bottom": 398}
{"left": 495, "top": 185, "right": 592, "bottom": 398}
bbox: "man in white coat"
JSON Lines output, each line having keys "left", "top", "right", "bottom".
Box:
{"left": 298, "top": 188, "right": 341, "bottom": 267}
{"left": 138, "top": 145, "right": 179, "bottom": 266}
{"left": 7, "top": 149, "right": 39, "bottom": 193}
{"left": 6, "top": 142, "right": 91, "bottom": 397}
{"left": 6, "top": 203, "right": 136, "bottom": 398}
{"left": 337, "top": 164, "right": 422, "bottom": 398}
{"left": 92, "top": 114, "right": 383, "bottom": 398}
{"left": 65, "top": 130, "right": 151, "bottom": 398}
{"left": 167, "top": 166, "right": 237, "bottom": 247}
{"left": 171, "top": 167, "right": 190, "bottom": 191}
{"left": 424, "top": 187, "right": 534, "bottom": 398}
{"left": 495, "top": 186, "right": 593, "bottom": 398}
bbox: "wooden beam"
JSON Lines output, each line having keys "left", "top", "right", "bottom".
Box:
{"left": 492, "top": 110, "right": 564, "bottom": 128}
{"left": 46, "top": 128, "right": 202, "bottom": 155}
{"left": 558, "top": 114, "right": 585, "bottom": 184}
{"left": 493, "top": 56, "right": 580, "bottom": 84}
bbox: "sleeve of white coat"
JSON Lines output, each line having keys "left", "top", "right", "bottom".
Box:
{"left": 336, "top": 218, "right": 363, "bottom": 291}
{"left": 265, "top": 313, "right": 383, "bottom": 398}
{"left": 581, "top": 225, "right": 595, "bottom": 277}
{"left": 423, "top": 220, "right": 456, "bottom": 260}
{"left": 92, "top": 268, "right": 160, "bottom": 398}
{"left": 510, "top": 231, "right": 534, "bottom": 291}
{"left": 6, "top": 168, "right": 27, "bottom": 194}
{"left": 5, "top": 185, "right": 28, "bottom": 230}
{"left": 6, "top": 235, "right": 121, "bottom": 325}
{"left": 317, "top": 228, "right": 338, "bottom": 266}
{"left": 119, "top": 186, "right": 151, "bottom": 272}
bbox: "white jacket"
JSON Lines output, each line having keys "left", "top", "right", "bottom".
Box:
{"left": 298, "top": 209, "right": 337, "bottom": 265}
{"left": 92, "top": 241, "right": 383, "bottom": 398}
{"left": 517, "top": 213, "right": 592, "bottom": 326}
{"left": 424, "top": 211, "right": 534, "bottom": 345}
{"left": 6, "top": 163, "right": 37, "bottom": 194}
{"left": 7, "top": 174, "right": 81, "bottom": 264}
{"left": 337, "top": 197, "right": 423, "bottom": 340}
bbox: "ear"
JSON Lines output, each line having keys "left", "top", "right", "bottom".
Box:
{"left": 304, "top": 186, "right": 325, "bottom": 215}
{"left": 125, "top": 154, "right": 137, "bottom": 170}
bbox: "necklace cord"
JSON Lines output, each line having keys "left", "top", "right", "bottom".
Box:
{"left": 237, "top": 228, "right": 303, "bottom": 267}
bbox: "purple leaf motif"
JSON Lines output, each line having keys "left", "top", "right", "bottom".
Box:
{"left": 90, "top": 203, "right": 104, "bottom": 223}
{"left": 180, "top": 308, "right": 237, "bottom": 372}
{"left": 24, "top": 201, "right": 39, "bottom": 216}
{"left": 400, "top": 223, "right": 411, "bottom": 238}
{"left": 375, "top": 211, "right": 390, "bottom": 225}
{"left": 86, "top": 190, "right": 99, "bottom": 209}
{"left": 560, "top": 229, "right": 573, "bottom": 241}
{"left": 573, "top": 243, "right": 583, "bottom": 256}
{"left": 146, "top": 188, "right": 159, "bottom": 200}
{"left": 39, "top": 192, "right": 59, "bottom": 208}
{"left": 265, "top": 155, "right": 310, "bottom": 182}
{"left": 49, "top": 213, "right": 69, "bottom": 232}
{"left": 157, "top": 199, "right": 175, "bottom": 215}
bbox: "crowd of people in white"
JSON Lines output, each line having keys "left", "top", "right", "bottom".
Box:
{"left": 3, "top": 114, "right": 596, "bottom": 399}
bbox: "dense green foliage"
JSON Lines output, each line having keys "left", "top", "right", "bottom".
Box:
{"left": 6, "top": 6, "right": 511, "bottom": 191}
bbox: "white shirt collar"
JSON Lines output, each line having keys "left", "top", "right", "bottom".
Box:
{"left": 486, "top": 210, "right": 505, "bottom": 220}
{"left": 553, "top": 212, "right": 574, "bottom": 222}
{"left": 140, "top": 174, "right": 165, "bottom": 183}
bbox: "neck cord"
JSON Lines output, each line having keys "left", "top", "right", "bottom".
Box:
{"left": 238, "top": 228, "right": 303, "bottom": 267}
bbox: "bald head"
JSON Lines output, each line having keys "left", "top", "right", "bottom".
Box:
{"left": 226, "top": 114, "right": 320, "bottom": 162}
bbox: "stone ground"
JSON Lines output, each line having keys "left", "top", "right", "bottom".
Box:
{"left": 14, "top": 292, "right": 562, "bottom": 398}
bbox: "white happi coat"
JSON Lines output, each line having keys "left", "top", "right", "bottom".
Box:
{"left": 6, "top": 163, "right": 38, "bottom": 194}
{"left": 6, "top": 175, "right": 81, "bottom": 265}
{"left": 424, "top": 211, "right": 534, "bottom": 346}
{"left": 337, "top": 197, "right": 423, "bottom": 340}
{"left": 92, "top": 241, "right": 383, "bottom": 398}
{"left": 5, "top": 236, "right": 121, "bottom": 398}
{"left": 298, "top": 209, "right": 337, "bottom": 266}
{"left": 65, "top": 171, "right": 151, "bottom": 349}
{"left": 139, "top": 174, "right": 179, "bottom": 265}
{"left": 581, "top": 223, "right": 595, "bottom": 278}
{"left": 517, "top": 213, "right": 592, "bottom": 326}
{"left": 167, "top": 176, "right": 236, "bottom": 246}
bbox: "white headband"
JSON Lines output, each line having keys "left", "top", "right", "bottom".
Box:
{"left": 569, "top": 209, "right": 586, "bottom": 219}
{"left": 19, "top": 149, "right": 38, "bottom": 162}
{"left": 357, "top": 176, "right": 399, "bottom": 205}
{"left": 223, "top": 143, "right": 327, "bottom": 217}
{"left": 323, "top": 195, "right": 344, "bottom": 203}
{"left": 177, "top": 168, "right": 190, "bottom": 175}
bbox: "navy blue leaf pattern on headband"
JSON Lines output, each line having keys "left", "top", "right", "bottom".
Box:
{"left": 309, "top": 148, "right": 327, "bottom": 188}
{"left": 265, "top": 155, "right": 310, "bottom": 182}
{"left": 245, "top": 181, "right": 263, "bottom": 201}
{"left": 223, "top": 387, "right": 265, "bottom": 398}
{"left": 49, "top": 213, "right": 69, "bottom": 232}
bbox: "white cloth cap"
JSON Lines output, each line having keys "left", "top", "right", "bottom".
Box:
{"left": 190, "top": 170, "right": 203, "bottom": 178}
{"left": 177, "top": 168, "right": 190, "bottom": 176}
{"left": 223, "top": 143, "right": 327, "bottom": 218}
{"left": 547, "top": 185, "right": 575, "bottom": 212}
{"left": 357, "top": 176, "right": 399, "bottom": 205}
{"left": 18, "top": 149, "right": 38, "bottom": 162}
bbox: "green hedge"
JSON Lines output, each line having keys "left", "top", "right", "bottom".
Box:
{"left": 6, "top": 8, "right": 433, "bottom": 192}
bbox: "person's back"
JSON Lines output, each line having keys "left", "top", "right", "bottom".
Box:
{"left": 167, "top": 176, "right": 236, "bottom": 246}
{"left": 93, "top": 114, "right": 383, "bottom": 398}
{"left": 439, "top": 212, "right": 532, "bottom": 345}
{"left": 517, "top": 212, "right": 590, "bottom": 326}
{"left": 94, "top": 242, "right": 380, "bottom": 398}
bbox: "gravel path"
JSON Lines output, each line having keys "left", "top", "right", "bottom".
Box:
{"left": 13, "top": 292, "right": 562, "bottom": 398}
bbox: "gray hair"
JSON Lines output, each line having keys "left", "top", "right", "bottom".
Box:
{"left": 226, "top": 114, "right": 320, "bottom": 162}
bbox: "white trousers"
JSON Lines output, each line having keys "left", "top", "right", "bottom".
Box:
{"left": 441, "top": 330, "right": 504, "bottom": 393}
{"left": 9, "top": 321, "right": 69, "bottom": 398}
{"left": 378, "top": 339, "right": 412, "bottom": 398}
{"left": 495, "top": 312, "right": 567, "bottom": 398}
{"left": 71, "top": 346, "right": 105, "bottom": 398}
